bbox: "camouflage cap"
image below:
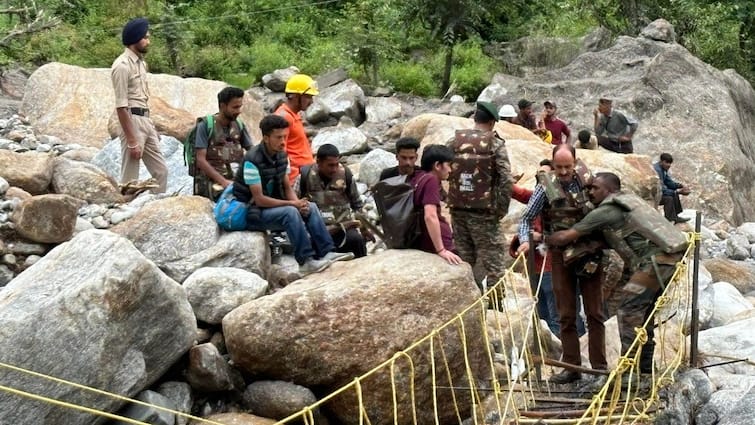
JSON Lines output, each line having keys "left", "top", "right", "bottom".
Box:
{"left": 476, "top": 101, "right": 499, "bottom": 122}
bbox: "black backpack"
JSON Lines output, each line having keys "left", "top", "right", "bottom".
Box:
{"left": 372, "top": 174, "right": 429, "bottom": 249}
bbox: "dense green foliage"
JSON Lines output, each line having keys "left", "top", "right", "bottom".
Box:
{"left": 0, "top": 0, "right": 752, "bottom": 98}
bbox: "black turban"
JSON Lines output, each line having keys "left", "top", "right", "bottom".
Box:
{"left": 122, "top": 18, "right": 149, "bottom": 46}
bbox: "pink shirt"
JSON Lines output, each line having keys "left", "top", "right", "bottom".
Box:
{"left": 544, "top": 117, "right": 571, "bottom": 145}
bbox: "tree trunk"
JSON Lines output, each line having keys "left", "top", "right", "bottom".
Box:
{"left": 441, "top": 44, "right": 453, "bottom": 97}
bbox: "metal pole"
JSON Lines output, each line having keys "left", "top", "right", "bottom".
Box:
{"left": 528, "top": 232, "right": 543, "bottom": 384}
{"left": 690, "top": 211, "right": 702, "bottom": 367}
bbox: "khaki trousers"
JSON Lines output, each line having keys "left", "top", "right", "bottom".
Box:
{"left": 119, "top": 115, "right": 168, "bottom": 193}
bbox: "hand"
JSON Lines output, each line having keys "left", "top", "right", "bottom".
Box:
{"left": 362, "top": 228, "right": 376, "bottom": 243}
{"left": 531, "top": 232, "right": 543, "bottom": 242}
{"left": 512, "top": 172, "right": 524, "bottom": 183}
{"left": 438, "top": 249, "right": 462, "bottom": 265}
{"left": 222, "top": 179, "right": 233, "bottom": 188}
{"left": 516, "top": 241, "right": 530, "bottom": 256}
{"left": 618, "top": 135, "right": 631, "bottom": 142}
{"left": 128, "top": 143, "right": 142, "bottom": 160}
{"left": 593, "top": 108, "right": 600, "bottom": 118}
{"left": 678, "top": 187, "right": 691, "bottom": 196}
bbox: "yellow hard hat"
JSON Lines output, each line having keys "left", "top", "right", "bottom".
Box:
{"left": 285, "top": 74, "right": 319, "bottom": 95}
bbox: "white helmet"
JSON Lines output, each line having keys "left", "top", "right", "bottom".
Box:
{"left": 499, "top": 104, "right": 517, "bottom": 118}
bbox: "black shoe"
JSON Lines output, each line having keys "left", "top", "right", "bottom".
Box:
{"left": 549, "top": 369, "right": 581, "bottom": 384}
{"left": 673, "top": 217, "right": 690, "bottom": 223}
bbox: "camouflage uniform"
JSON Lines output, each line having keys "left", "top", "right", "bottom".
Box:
{"left": 447, "top": 130, "right": 512, "bottom": 288}
{"left": 194, "top": 117, "right": 248, "bottom": 200}
{"left": 572, "top": 192, "right": 687, "bottom": 372}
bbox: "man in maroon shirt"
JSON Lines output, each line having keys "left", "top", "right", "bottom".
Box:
{"left": 411, "top": 144, "right": 462, "bottom": 265}
{"left": 540, "top": 100, "right": 571, "bottom": 145}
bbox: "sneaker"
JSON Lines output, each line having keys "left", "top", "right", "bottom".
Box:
{"left": 549, "top": 369, "right": 582, "bottom": 384}
{"left": 323, "top": 251, "right": 355, "bottom": 262}
{"left": 299, "top": 258, "right": 331, "bottom": 276}
{"left": 673, "top": 217, "right": 691, "bottom": 223}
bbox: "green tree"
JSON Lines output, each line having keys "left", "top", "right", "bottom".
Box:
{"left": 399, "top": 0, "right": 489, "bottom": 96}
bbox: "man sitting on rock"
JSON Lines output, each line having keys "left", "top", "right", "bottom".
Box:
{"left": 298, "top": 144, "right": 368, "bottom": 258}
{"left": 193, "top": 86, "right": 253, "bottom": 200}
{"left": 593, "top": 97, "right": 638, "bottom": 154}
{"left": 380, "top": 137, "right": 421, "bottom": 181}
{"left": 232, "top": 115, "right": 353, "bottom": 277}
{"left": 654, "top": 152, "right": 690, "bottom": 223}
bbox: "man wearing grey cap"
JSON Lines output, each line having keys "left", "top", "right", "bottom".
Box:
{"left": 111, "top": 17, "right": 168, "bottom": 193}
{"left": 593, "top": 98, "right": 638, "bottom": 154}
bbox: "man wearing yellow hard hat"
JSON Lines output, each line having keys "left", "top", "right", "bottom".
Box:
{"left": 275, "top": 73, "right": 319, "bottom": 184}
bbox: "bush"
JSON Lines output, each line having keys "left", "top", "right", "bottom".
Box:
{"left": 448, "top": 40, "right": 497, "bottom": 100}
{"left": 241, "top": 38, "right": 297, "bottom": 82}
{"left": 381, "top": 61, "right": 435, "bottom": 96}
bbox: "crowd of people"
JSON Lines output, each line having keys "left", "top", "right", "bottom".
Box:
{"left": 112, "top": 17, "right": 693, "bottom": 388}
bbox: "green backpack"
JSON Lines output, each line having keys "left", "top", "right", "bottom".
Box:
{"left": 184, "top": 114, "right": 246, "bottom": 177}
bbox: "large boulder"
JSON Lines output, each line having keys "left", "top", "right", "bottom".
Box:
{"left": 311, "top": 118, "right": 368, "bottom": 155}
{"left": 223, "top": 250, "right": 488, "bottom": 425}
{"left": 698, "top": 316, "right": 755, "bottom": 376}
{"left": 306, "top": 79, "right": 366, "bottom": 125}
{"left": 702, "top": 258, "right": 755, "bottom": 295}
{"left": 51, "top": 156, "right": 123, "bottom": 204}
{"left": 478, "top": 27, "right": 755, "bottom": 224}
{"left": 0, "top": 230, "right": 196, "bottom": 424}
{"left": 184, "top": 267, "right": 268, "bottom": 325}
{"left": 0, "top": 150, "right": 53, "bottom": 194}
{"left": 20, "top": 62, "right": 264, "bottom": 148}
{"left": 110, "top": 196, "right": 218, "bottom": 264}
{"left": 357, "top": 148, "right": 396, "bottom": 186}
{"left": 160, "top": 231, "right": 270, "bottom": 283}
{"left": 91, "top": 135, "right": 193, "bottom": 195}
{"left": 11, "top": 194, "right": 80, "bottom": 243}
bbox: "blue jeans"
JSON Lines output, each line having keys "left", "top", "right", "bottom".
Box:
{"left": 247, "top": 202, "right": 335, "bottom": 264}
{"left": 537, "top": 272, "right": 587, "bottom": 338}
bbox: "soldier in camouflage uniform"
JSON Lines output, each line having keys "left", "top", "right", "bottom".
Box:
{"left": 548, "top": 172, "right": 688, "bottom": 376}
{"left": 517, "top": 145, "right": 607, "bottom": 384}
{"left": 194, "top": 86, "right": 253, "bottom": 200}
{"left": 298, "top": 144, "right": 366, "bottom": 258}
{"left": 447, "top": 101, "right": 512, "bottom": 291}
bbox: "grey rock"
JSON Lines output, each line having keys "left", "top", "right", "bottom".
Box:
{"left": 717, "top": 385, "right": 755, "bottom": 425}
{"left": 160, "top": 231, "right": 269, "bottom": 284}
{"left": 357, "top": 148, "right": 396, "bottom": 186}
{"left": 0, "top": 138, "right": 11, "bottom": 149}
{"left": 52, "top": 157, "right": 123, "bottom": 204}
{"left": 0, "top": 230, "right": 196, "bottom": 425}
{"left": 697, "top": 376, "right": 755, "bottom": 425}
{"left": 654, "top": 369, "right": 713, "bottom": 425}
{"left": 35, "top": 143, "right": 51, "bottom": 152}
{"left": 242, "top": 380, "right": 317, "bottom": 420}
{"left": 60, "top": 146, "right": 100, "bottom": 162}
{"left": 157, "top": 382, "right": 193, "bottom": 425}
{"left": 128, "top": 192, "right": 158, "bottom": 209}
{"left": 708, "top": 282, "right": 753, "bottom": 327}
{"left": 114, "top": 390, "right": 176, "bottom": 425}
{"left": 316, "top": 68, "right": 349, "bottom": 90}
{"left": 11, "top": 194, "right": 80, "bottom": 243}
{"left": 2, "top": 253, "right": 16, "bottom": 265}
{"left": 5, "top": 241, "right": 47, "bottom": 256}
{"left": 261, "top": 66, "right": 299, "bottom": 93}
{"left": 186, "top": 343, "right": 241, "bottom": 393}
{"left": 304, "top": 98, "right": 331, "bottom": 124}
{"left": 74, "top": 216, "right": 94, "bottom": 234}
{"left": 92, "top": 136, "right": 193, "bottom": 195}
{"left": 184, "top": 267, "right": 268, "bottom": 325}
{"left": 91, "top": 215, "right": 109, "bottom": 229}
{"left": 365, "top": 97, "right": 402, "bottom": 123}
{"left": 0, "top": 176, "right": 8, "bottom": 195}
{"left": 23, "top": 255, "right": 40, "bottom": 267}
{"left": 0, "top": 212, "right": 6, "bottom": 223}
{"left": 737, "top": 222, "right": 755, "bottom": 243}
{"left": 38, "top": 134, "right": 63, "bottom": 146}
{"left": 640, "top": 18, "right": 676, "bottom": 43}
{"left": 311, "top": 122, "right": 368, "bottom": 155}
{"left": 110, "top": 196, "right": 218, "bottom": 264}
{"left": 699, "top": 316, "right": 755, "bottom": 376}
{"left": 110, "top": 206, "right": 138, "bottom": 225}
{"left": 307, "top": 79, "right": 366, "bottom": 125}
{"left": 20, "top": 136, "right": 37, "bottom": 150}
{"left": 726, "top": 233, "right": 750, "bottom": 260}
{"left": 0, "top": 265, "right": 12, "bottom": 286}
{"left": 79, "top": 203, "right": 108, "bottom": 218}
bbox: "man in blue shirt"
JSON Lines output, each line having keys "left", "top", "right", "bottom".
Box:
{"left": 231, "top": 115, "right": 353, "bottom": 276}
{"left": 653, "top": 153, "right": 690, "bottom": 223}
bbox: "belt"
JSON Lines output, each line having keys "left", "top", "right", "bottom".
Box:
{"left": 130, "top": 107, "right": 149, "bottom": 117}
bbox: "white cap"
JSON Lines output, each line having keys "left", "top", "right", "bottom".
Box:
{"left": 499, "top": 104, "right": 517, "bottom": 118}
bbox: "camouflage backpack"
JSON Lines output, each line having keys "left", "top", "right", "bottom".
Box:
{"left": 447, "top": 129, "right": 502, "bottom": 214}
{"left": 184, "top": 115, "right": 245, "bottom": 177}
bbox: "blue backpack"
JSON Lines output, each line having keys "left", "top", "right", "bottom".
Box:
{"left": 213, "top": 185, "right": 248, "bottom": 231}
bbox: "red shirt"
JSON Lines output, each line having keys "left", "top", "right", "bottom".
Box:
{"left": 275, "top": 103, "right": 314, "bottom": 183}
{"left": 511, "top": 185, "right": 551, "bottom": 272}
{"left": 543, "top": 116, "right": 570, "bottom": 145}
{"left": 411, "top": 171, "right": 455, "bottom": 253}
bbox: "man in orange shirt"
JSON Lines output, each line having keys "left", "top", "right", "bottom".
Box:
{"left": 275, "top": 73, "right": 319, "bottom": 184}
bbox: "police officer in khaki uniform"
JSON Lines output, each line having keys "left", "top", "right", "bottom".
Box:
{"left": 111, "top": 17, "right": 168, "bottom": 193}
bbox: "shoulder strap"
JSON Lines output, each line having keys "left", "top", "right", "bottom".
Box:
{"left": 235, "top": 118, "right": 245, "bottom": 131}
{"left": 206, "top": 114, "right": 215, "bottom": 137}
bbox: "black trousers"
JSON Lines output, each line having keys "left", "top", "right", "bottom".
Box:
{"left": 332, "top": 227, "right": 367, "bottom": 258}
{"left": 660, "top": 193, "right": 683, "bottom": 220}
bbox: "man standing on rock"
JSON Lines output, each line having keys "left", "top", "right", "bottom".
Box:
{"left": 594, "top": 98, "right": 638, "bottom": 154}
{"left": 540, "top": 100, "right": 571, "bottom": 145}
{"left": 232, "top": 115, "right": 353, "bottom": 277}
{"left": 517, "top": 145, "right": 607, "bottom": 383}
{"left": 299, "top": 144, "right": 368, "bottom": 258}
{"left": 447, "top": 101, "right": 512, "bottom": 291}
{"left": 275, "top": 73, "right": 319, "bottom": 185}
{"left": 654, "top": 153, "right": 690, "bottom": 223}
{"left": 111, "top": 17, "right": 168, "bottom": 193}
{"left": 511, "top": 98, "right": 538, "bottom": 131}
{"left": 379, "top": 137, "right": 421, "bottom": 181}
{"left": 547, "top": 172, "right": 688, "bottom": 380}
